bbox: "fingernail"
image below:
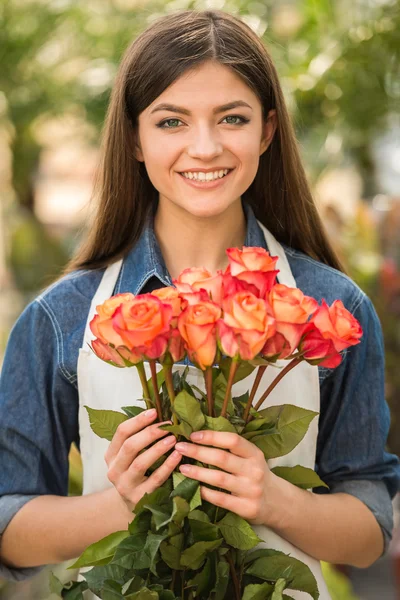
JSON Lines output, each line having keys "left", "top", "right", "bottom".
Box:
{"left": 180, "top": 464, "right": 192, "bottom": 473}
{"left": 175, "top": 442, "right": 189, "bottom": 451}
{"left": 190, "top": 432, "right": 203, "bottom": 441}
{"left": 145, "top": 409, "right": 157, "bottom": 418}
{"left": 171, "top": 450, "right": 181, "bottom": 459}
{"left": 163, "top": 436, "right": 175, "bottom": 446}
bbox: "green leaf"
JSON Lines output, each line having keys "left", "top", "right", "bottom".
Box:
{"left": 217, "top": 512, "right": 262, "bottom": 550}
{"left": 173, "top": 390, "right": 205, "bottom": 431}
{"left": 159, "top": 422, "right": 193, "bottom": 440}
{"left": 121, "top": 406, "right": 146, "bottom": 418}
{"left": 111, "top": 533, "right": 150, "bottom": 571}
{"left": 188, "top": 509, "right": 210, "bottom": 523}
{"left": 145, "top": 504, "right": 173, "bottom": 531}
{"left": 171, "top": 473, "right": 202, "bottom": 510}
{"left": 243, "top": 416, "right": 275, "bottom": 434}
{"left": 125, "top": 589, "right": 159, "bottom": 600}
{"left": 245, "top": 551, "right": 319, "bottom": 600}
{"left": 134, "top": 485, "right": 171, "bottom": 515}
{"left": 204, "top": 415, "right": 237, "bottom": 433}
{"left": 82, "top": 564, "right": 129, "bottom": 596}
{"left": 171, "top": 496, "right": 190, "bottom": 525}
{"left": 189, "top": 514, "right": 221, "bottom": 542}
{"left": 251, "top": 405, "right": 318, "bottom": 459}
{"left": 101, "top": 579, "right": 124, "bottom": 600}
{"left": 219, "top": 357, "right": 255, "bottom": 383}
{"left": 122, "top": 576, "right": 146, "bottom": 595}
{"left": 68, "top": 530, "right": 129, "bottom": 569}
{"left": 180, "top": 539, "right": 223, "bottom": 569}
{"left": 211, "top": 559, "right": 229, "bottom": 600}
{"left": 84, "top": 406, "right": 128, "bottom": 441}
{"left": 271, "top": 466, "right": 329, "bottom": 490}
{"left": 272, "top": 578, "right": 287, "bottom": 600}
{"left": 49, "top": 572, "right": 63, "bottom": 596}
{"left": 160, "top": 540, "right": 182, "bottom": 570}
{"left": 213, "top": 372, "right": 234, "bottom": 416}
{"left": 188, "top": 557, "right": 213, "bottom": 596}
{"left": 241, "top": 582, "right": 274, "bottom": 600}
{"left": 63, "top": 581, "right": 90, "bottom": 600}
{"left": 128, "top": 511, "right": 151, "bottom": 536}
{"left": 144, "top": 531, "right": 168, "bottom": 576}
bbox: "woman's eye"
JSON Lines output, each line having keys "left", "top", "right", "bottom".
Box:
{"left": 157, "top": 118, "right": 183, "bottom": 129}
{"left": 222, "top": 115, "right": 250, "bottom": 125}
{"left": 156, "top": 115, "right": 250, "bottom": 129}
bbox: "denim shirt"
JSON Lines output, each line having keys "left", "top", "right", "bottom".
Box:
{"left": 1, "top": 203, "right": 399, "bottom": 581}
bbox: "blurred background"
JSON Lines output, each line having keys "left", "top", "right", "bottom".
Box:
{"left": 0, "top": 0, "right": 399, "bottom": 597}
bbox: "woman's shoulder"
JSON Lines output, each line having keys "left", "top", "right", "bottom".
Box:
{"left": 282, "top": 243, "right": 365, "bottom": 311}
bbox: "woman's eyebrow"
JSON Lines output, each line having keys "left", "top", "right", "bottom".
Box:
{"left": 149, "top": 100, "right": 253, "bottom": 115}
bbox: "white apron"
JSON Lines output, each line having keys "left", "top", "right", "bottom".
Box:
{"left": 76, "top": 222, "right": 332, "bottom": 599}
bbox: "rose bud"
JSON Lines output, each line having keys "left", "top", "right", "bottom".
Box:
{"left": 174, "top": 267, "right": 224, "bottom": 305}
{"left": 90, "top": 293, "right": 135, "bottom": 346}
{"left": 300, "top": 323, "right": 342, "bottom": 368}
{"left": 310, "top": 299, "right": 363, "bottom": 352}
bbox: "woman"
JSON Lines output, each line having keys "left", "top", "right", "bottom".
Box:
{"left": 0, "top": 9, "right": 398, "bottom": 599}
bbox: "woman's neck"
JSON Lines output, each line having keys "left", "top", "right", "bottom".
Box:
{"left": 154, "top": 199, "right": 247, "bottom": 280}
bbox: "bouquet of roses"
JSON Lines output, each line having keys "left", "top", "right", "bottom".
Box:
{"left": 51, "top": 247, "right": 362, "bottom": 600}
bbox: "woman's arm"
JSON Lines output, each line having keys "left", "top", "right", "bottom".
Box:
{"left": 265, "top": 474, "right": 384, "bottom": 568}
{"left": 0, "top": 488, "right": 133, "bottom": 568}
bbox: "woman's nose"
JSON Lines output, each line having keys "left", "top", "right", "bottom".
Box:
{"left": 186, "top": 127, "right": 223, "bottom": 160}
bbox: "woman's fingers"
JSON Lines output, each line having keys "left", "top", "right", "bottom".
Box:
{"left": 143, "top": 450, "right": 182, "bottom": 494}
{"left": 107, "top": 419, "right": 171, "bottom": 476}
{"left": 105, "top": 408, "right": 158, "bottom": 464}
{"left": 179, "top": 462, "right": 241, "bottom": 494}
{"left": 126, "top": 435, "right": 176, "bottom": 479}
{"left": 174, "top": 440, "right": 246, "bottom": 475}
{"left": 190, "top": 431, "right": 261, "bottom": 459}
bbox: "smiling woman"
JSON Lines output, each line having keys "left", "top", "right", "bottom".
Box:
{"left": 0, "top": 7, "right": 399, "bottom": 600}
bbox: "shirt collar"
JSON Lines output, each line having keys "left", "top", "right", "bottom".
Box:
{"left": 121, "top": 201, "right": 268, "bottom": 294}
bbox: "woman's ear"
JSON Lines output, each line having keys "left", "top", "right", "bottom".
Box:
{"left": 260, "top": 109, "right": 277, "bottom": 156}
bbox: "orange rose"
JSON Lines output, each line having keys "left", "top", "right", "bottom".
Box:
{"left": 112, "top": 294, "right": 173, "bottom": 359}
{"left": 174, "top": 267, "right": 224, "bottom": 305}
{"left": 225, "top": 248, "right": 279, "bottom": 297}
{"left": 178, "top": 301, "right": 221, "bottom": 369}
{"left": 227, "top": 247, "right": 279, "bottom": 275}
{"left": 218, "top": 291, "right": 276, "bottom": 360}
{"left": 90, "top": 293, "right": 135, "bottom": 346}
{"left": 265, "top": 284, "right": 318, "bottom": 358}
{"left": 152, "top": 286, "right": 187, "bottom": 325}
{"left": 309, "top": 300, "right": 363, "bottom": 352}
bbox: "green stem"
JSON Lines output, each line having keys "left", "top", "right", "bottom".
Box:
{"left": 221, "top": 358, "right": 239, "bottom": 418}
{"left": 243, "top": 365, "right": 268, "bottom": 423}
{"left": 226, "top": 550, "right": 240, "bottom": 600}
{"left": 204, "top": 367, "right": 214, "bottom": 416}
{"left": 149, "top": 360, "right": 163, "bottom": 421}
{"left": 136, "top": 362, "right": 152, "bottom": 410}
{"left": 163, "top": 365, "right": 178, "bottom": 425}
{"left": 254, "top": 357, "right": 303, "bottom": 411}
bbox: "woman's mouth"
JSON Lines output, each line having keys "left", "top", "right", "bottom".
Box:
{"left": 177, "top": 168, "right": 235, "bottom": 189}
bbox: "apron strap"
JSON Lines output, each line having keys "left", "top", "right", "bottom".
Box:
{"left": 256, "top": 220, "right": 296, "bottom": 288}
{"left": 83, "top": 259, "right": 123, "bottom": 347}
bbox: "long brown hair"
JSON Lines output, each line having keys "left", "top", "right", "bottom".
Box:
{"left": 64, "top": 9, "right": 344, "bottom": 275}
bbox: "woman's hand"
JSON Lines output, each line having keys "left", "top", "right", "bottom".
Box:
{"left": 175, "top": 431, "right": 283, "bottom": 527}
{"left": 104, "top": 408, "right": 182, "bottom": 512}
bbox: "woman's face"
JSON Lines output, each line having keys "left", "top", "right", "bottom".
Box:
{"left": 134, "top": 60, "right": 276, "bottom": 219}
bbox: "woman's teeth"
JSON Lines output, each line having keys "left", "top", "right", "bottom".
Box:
{"left": 180, "top": 169, "right": 230, "bottom": 181}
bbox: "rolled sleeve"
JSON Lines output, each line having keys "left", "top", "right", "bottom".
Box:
{"left": 0, "top": 300, "right": 79, "bottom": 580}
{"left": 315, "top": 294, "right": 400, "bottom": 555}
